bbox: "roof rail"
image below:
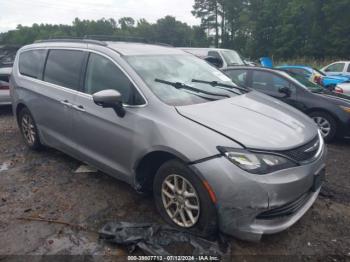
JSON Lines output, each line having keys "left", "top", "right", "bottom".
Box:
{"left": 84, "top": 35, "right": 147, "bottom": 42}
{"left": 85, "top": 35, "right": 173, "bottom": 47}
{"left": 35, "top": 35, "right": 173, "bottom": 47}
{"left": 35, "top": 37, "right": 107, "bottom": 46}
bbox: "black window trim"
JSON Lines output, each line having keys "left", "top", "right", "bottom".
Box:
{"left": 17, "top": 47, "right": 148, "bottom": 108}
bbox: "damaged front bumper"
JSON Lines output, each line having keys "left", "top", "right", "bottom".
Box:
{"left": 190, "top": 145, "right": 327, "bottom": 242}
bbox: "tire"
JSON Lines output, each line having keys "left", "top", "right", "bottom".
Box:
{"left": 309, "top": 111, "right": 337, "bottom": 142}
{"left": 153, "top": 159, "right": 217, "bottom": 238}
{"left": 18, "top": 107, "right": 42, "bottom": 150}
{"left": 327, "top": 84, "right": 336, "bottom": 91}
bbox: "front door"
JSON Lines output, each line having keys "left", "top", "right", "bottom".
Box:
{"left": 71, "top": 52, "right": 146, "bottom": 182}
{"left": 250, "top": 70, "right": 298, "bottom": 107}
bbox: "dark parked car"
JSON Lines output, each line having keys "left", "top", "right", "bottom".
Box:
{"left": 0, "top": 67, "right": 12, "bottom": 105}
{"left": 277, "top": 65, "right": 350, "bottom": 89}
{"left": 0, "top": 45, "right": 20, "bottom": 67}
{"left": 224, "top": 66, "right": 350, "bottom": 142}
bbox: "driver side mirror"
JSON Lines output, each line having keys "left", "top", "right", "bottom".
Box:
{"left": 278, "top": 86, "right": 291, "bottom": 97}
{"left": 93, "top": 89, "right": 125, "bottom": 117}
{"left": 204, "top": 56, "right": 224, "bottom": 68}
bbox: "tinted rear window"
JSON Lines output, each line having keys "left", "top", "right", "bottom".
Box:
{"left": 44, "top": 50, "right": 85, "bottom": 90}
{"left": 19, "top": 50, "right": 46, "bottom": 79}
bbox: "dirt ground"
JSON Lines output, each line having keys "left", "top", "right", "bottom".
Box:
{"left": 0, "top": 105, "right": 349, "bottom": 261}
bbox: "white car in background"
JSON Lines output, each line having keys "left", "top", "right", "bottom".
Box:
{"left": 321, "top": 61, "right": 350, "bottom": 77}
{"left": 179, "top": 47, "right": 246, "bottom": 69}
{"left": 0, "top": 67, "right": 12, "bottom": 105}
{"left": 335, "top": 82, "right": 350, "bottom": 97}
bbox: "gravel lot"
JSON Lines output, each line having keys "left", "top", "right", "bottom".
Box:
{"left": 0, "top": 105, "right": 349, "bottom": 260}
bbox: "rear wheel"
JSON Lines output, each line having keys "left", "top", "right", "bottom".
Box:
{"left": 153, "top": 160, "right": 217, "bottom": 237}
{"left": 309, "top": 111, "right": 337, "bottom": 142}
{"left": 18, "top": 107, "right": 42, "bottom": 150}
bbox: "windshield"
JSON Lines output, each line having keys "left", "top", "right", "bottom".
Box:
{"left": 221, "top": 50, "right": 245, "bottom": 66}
{"left": 286, "top": 71, "right": 324, "bottom": 92}
{"left": 125, "top": 54, "right": 244, "bottom": 106}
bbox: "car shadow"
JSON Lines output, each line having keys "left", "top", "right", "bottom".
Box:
{"left": 0, "top": 105, "right": 13, "bottom": 116}
{"left": 331, "top": 137, "right": 350, "bottom": 147}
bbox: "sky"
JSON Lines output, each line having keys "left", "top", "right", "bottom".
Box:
{"left": 0, "top": 0, "right": 200, "bottom": 33}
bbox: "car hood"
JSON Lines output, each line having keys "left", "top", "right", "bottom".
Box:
{"left": 176, "top": 91, "right": 318, "bottom": 150}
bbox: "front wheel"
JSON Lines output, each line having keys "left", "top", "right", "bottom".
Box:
{"left": 18, "top": 107, "right": 42, "bottom": 150}
{"left": 309, "top": 111, "right": 337, "bottom": 142}
{"left": 153, "top": 160, "right": 217, "bottom": 238}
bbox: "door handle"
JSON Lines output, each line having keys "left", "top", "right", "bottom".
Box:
{"left": 72, "top": 104, "right": 86, "bottom": 112}
{"left": 60, "top": 100, "right": 72, "bottom": 107}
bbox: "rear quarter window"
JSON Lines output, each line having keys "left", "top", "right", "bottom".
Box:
{"left": 44, "top": 50, "right": 85, "bottom": 90}
{"left": 19, "top": 50, "right": 47, "bottom": 79}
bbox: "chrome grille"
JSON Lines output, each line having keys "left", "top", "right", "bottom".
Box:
{"left": 277, "top": 135, "right": 320, "bottom": 163}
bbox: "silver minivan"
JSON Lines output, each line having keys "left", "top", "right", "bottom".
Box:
{"left": 11, "top": 39, "right": 326, "bottom": 241}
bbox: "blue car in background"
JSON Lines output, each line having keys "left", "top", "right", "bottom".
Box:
{"left": 277, "top": 65, "right": 350, "bottom": 89}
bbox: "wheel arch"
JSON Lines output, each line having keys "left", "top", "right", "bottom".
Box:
{"left": 15, "top": 102, "right": 28, "bottom": 123}
{"left": 134, "top": 148, "right": 190, "bottom": 193}
{"left": 305, "top": 107, "right": 340, "bottom": 125}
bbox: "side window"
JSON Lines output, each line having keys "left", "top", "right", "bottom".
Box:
{"left": 326, "top": 63, "right": 345, "bottom": 72}
{"left": 347, "top": 64, "right": 350, "bottom": 73}
{"left": 19, "top": 50, "right": 46, "bottom": 79}
{"left": 224, "top": 70, "right": 247, "bottom": 86}
{"left": 252, "top": 71, "right": 291, "bottom": 94}
{"left": 289, "top": 68, "right": 309, "bottom": 77}
{"left": 208, "top": 51, "right": 221, "bottom": 59}
{"left": 44, "top": 50, "right": 85, "bottom": 90}
{"left": 84, "top": 53, "right": 144, "bottom": 105}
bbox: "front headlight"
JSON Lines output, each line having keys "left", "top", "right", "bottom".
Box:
{"left": 217, "top": 147, "right": 297, "bottom": 174}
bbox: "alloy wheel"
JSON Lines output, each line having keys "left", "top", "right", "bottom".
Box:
{"left": 312, "top": 116, "right": 331, "bottom": 137}
{"left": 161, "top": 174, "right": 200, "bottom": 228}
{"left": 21, "top": 113, "right": 36, "bottom": 145}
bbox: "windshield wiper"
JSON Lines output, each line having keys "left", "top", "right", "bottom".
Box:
{"left": 155, "top": 79, "right": 230, "bottom": 98}
{"left": 191, "top": 79, "right": 249, "bottom": 93}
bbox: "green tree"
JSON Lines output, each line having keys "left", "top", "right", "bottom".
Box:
{"left": 118, "top": 17, "right": 135, "bottom": 30}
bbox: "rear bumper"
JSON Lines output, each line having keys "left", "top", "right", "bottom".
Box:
{"left": 191, "top": 143, "right": 327, "bottom": 241}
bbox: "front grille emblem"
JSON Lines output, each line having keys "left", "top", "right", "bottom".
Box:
{"left": 304, "top": 140, "right": 320, "bottom": 153}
